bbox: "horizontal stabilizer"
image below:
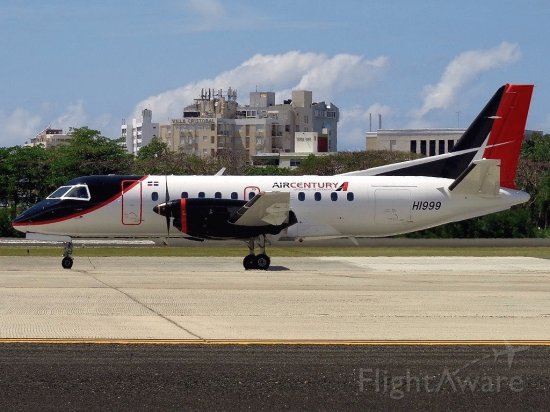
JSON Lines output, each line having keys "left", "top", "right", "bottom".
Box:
{"left": 449, "top": 159, "right": 500, "bottom": 196}
{"left": 229, "top": 191, "right": 291, "bottom": 226}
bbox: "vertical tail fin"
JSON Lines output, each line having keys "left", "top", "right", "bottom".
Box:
{"left": 342, "top": 84, "right": 534, "bottom": 185}
{"left": 481, "top": 84, "right": 533, "bottom": 188}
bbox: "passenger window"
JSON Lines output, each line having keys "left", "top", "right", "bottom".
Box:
{"left": 347, "top": 192, "right": 354, "bottom": 201}
{"left": 152, "top": 192, "right": 159, "bottom": 201}
{"left": 198, "top": 192, "right": 205, "bottom": 198}
{"left": 231, "top": 192, "right": 238, "bottom": 200}
{"left": 215, "top": 192, "right": 222, "bottom": 199}
{"left": 181, "top": 192, "right": 188, "bottom": 198}
{"left": 248, "top": 192, "right": 256, "bottom": 200}
{"left": 298, "top": 192, "right": 305, "bottom": 201}
{"left": 314, "top": 192, "right": 321, "bottom": 201}
{"left": 331, "top": 192, "right": 338, "bottom": 201}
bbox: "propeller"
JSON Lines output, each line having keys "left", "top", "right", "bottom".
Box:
{"left": 164, "top": 175, "right": 170, "bottom": 235}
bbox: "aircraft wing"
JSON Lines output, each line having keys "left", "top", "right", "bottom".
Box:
{"left": 229, "top": 191, "right": 291, "bottom": 226}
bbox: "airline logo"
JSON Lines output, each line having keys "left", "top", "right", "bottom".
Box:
{"left": 271, "top": 181, "right": 349, "bottom": 191}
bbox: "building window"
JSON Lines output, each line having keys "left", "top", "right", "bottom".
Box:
{"left": 181, "top": 192, "right": 188, "bottom": 198}
{"left": 331, "top": 192, "right": 338, "bottom": 201}
{"left": 151, "top": 192, "right": 159, "bottom": 201}
{"left": 420, "top": 140, "right": 427, "bottom": 155}
{"left": 211, "top": 136, "right": 215, "bottom": 144}
{"left": 410, "top": 140, "right": 417, "bottom": 153}
{"left": 231, "top": 192, "right": 238, "bottom": 200}
{"left": 438, "top": 140, "right": 445, "bottom": 154}
{"left": 429, "top": 140, "right": 436, "bottom": 156}
{"left": 298, "top": 192, "right": 305, "bottom": 201}
{"left": 448, "top": 140, "right": 455, "bottom": 151}
{"left": 215, "top": 192, "right": 222, "bottom": 199}
{"left": 314, "top": 192, "right": 321, "bottom": 201}
{"left": 347, "top": 192, "right": 354, "bottom": 201}
{"left": 198, "top": 192, "right": 205, "bottom": 198}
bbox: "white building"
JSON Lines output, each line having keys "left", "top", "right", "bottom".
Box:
{"left": 158, "top": 88, "right": 339, "bottom": 161}
{"left": 122, "top": 109, "right": 159, "bottom": 155}
{"left": 27, "top": 128, "right": 74, "bottom": 148}
{"left": 366, "top": 129, "right": 465, "bottom": 156}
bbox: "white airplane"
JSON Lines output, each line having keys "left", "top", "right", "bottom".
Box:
{"left": 13, "top": 84, "right": 533, "bottom": 270}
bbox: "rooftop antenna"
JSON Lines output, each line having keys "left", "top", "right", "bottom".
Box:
{"left": 369, "top": 113, "right": 372, "bottom": 132}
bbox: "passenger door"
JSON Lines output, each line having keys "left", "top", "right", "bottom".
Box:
{"left": 121, "top": 180, "right": 143, "bottom": 225}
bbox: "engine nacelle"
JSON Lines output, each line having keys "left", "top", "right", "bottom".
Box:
{"left": 153, "top": 198, "right": 296, "bottom": 239}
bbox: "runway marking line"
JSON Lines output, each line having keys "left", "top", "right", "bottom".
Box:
{"left": 1, "top": 339, "right": 550, "bottom": 346}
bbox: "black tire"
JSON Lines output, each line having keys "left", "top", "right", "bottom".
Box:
{"left": 61, "top": 256, "right": 73, "bottom": 270}
{"left": 255, "top": 254, "right": 270, "bottom": 270}
{"left": 243, "top": 254, "right": 257, "bottom": 270}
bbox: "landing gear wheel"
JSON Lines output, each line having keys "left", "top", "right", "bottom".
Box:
{"left": 243, "top": 254, "right": 257, "bottom": 270}
{"left": 255, "top": 254, "right": 271, "bottom": 270}
{"left": 61, "top": 256, "right": 73, "bottom": 270}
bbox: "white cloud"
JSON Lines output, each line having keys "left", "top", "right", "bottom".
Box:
{"left": 184, "top": 0, "right": 226, "bottom": 32}
{"left": 54, "top": 100, "right": 88, "bottom": 131}
{"left": 415, "top": 42, "right": 521, "bottom": 117}
{"left": 338, "top": 104, "right": 394, "bottom": 150}
{"left": 0, "top": 101, "right": 117, "bottom": 147}
{"left": 132, "top": 51, "right": 389, "bottom": 122}
{"left": 0, "top": 108, "right": 42, "bottom": 146}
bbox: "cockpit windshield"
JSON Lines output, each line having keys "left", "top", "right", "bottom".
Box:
{"left": 47, "top": 184, "right": 91, "bottom": 201}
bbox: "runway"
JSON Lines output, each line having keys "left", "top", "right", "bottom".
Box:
{"left": 1, "top": 343, "right": 549, "bottom": 410}
{"left": 0, "top": 255, "right": 548, "bottom": 341}
{"left": 1, "top": 255, "right": 549, "bottom": 409}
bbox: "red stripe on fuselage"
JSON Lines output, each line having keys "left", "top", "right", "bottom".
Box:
{"left": 180, "top": 198, "right": 188, "bottom": 234}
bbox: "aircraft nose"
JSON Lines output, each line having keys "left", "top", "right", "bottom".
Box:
{"left": 12, "top": 208, "right": 35, "bottom": 225}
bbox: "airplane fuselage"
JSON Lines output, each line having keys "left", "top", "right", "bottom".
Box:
{"left": 13, "top": 174, "right": 529, "bottom": 240}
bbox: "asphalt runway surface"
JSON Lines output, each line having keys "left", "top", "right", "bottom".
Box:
{"left": 1, "top": 343, "right": 549, "bottom": 411}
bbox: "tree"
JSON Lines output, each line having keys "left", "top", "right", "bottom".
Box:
{"left": 136, "top": 137, "right": 170, "bottom": 160}
{"left": 50, "top": 127, "right": 133, "bottom": 182}
{"left": 517, "top": 134, "right": 550, "bottom": 233}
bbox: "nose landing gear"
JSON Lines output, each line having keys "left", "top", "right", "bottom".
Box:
{"left": 61, "top": 242, "right": 74, "bottom": 269}
{"left": 243, "top": 235, "right": 271, "bottom": 270}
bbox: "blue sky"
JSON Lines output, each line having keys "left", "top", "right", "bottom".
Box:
{"left": 1, "top": 0, "right": 549, "bottom": 149}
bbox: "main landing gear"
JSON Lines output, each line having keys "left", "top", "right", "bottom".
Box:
{"left": 243, "top": 235, "right": 271, "bottom": 270}
{"left": 61, "top": 241, "right": 74, "bottom": 269}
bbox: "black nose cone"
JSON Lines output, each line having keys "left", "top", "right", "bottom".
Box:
{"left": 12, "top": 199, "right": 61, "bottom": 226}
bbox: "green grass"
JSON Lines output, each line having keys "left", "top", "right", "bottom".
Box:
{"left": 0, "top": 246, "right": 549, "bottom": 258}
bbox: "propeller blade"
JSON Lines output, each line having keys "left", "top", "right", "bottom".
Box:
{"left": 165, "top": 176, "right": 170, "bottom": 235}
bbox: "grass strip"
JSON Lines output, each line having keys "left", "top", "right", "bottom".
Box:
{"left": 0, "top": 246, "right": 549, "bottom": 258}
